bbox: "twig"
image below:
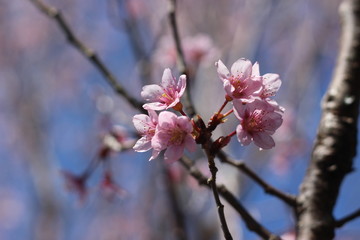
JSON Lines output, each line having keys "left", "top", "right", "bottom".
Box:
{"left": 167, "top": 0, "right": 196, "bottom": 117}
{"left": 335, "top": 207, "right": 360, "bottom": 228}
{"left": 217, "top": 152, "right": 297, "bottom": 207}
{"left": 179, "top": 156, "right": 282, "bottom": 240}
{"left": 203, "top": 145, "right": 233, "bottom": 240}
{"left": 29, "top": 0, "right": 144, "bottom": 112}
{"left": 296, "top": 0, "right": 360, "bottom": 239}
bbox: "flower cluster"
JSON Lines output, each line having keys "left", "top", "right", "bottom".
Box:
{"left": 133, "top": 69, "right": 196, "bottom": 162}
{"left": 216, "top": 58, "right": 283, "bottom": 149}
{"left": 133, "top": 57, "right": 284, "bottom": 162}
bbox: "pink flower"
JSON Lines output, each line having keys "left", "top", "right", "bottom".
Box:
{"left": 233, "top": 99, "right": 283, "bottom": 149}
{"left": 154, "top": 34, "right": 218, "bottom": 67}
{"left": 151, "top": 111, "right": 196, "bottom": 162}
{"left": 133, "top": 110, "right": 158, "bottom": 152}
{"left": 141, "top": 68, "right": 186, "bottom": 111}
{"left": 216, "top": 58, "right": 262, "bottom": 101}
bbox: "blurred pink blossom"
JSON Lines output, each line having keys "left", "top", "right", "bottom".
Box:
{"left": 133, "top": 109, "right": 158, "bottom": 152}
{"left": 151, "top": 111, "right": 196, "bottom": 162}
{"left": 141, "top": 68, "right": 186, "bottom": 111}
{"left": 233, "top": 99, "right": 283, "bottom": 149}
{"left": 154, "top": 34, "right": 218, "bottom": 67}
{"left": 271, "top": 107, "right": 307, "bottom": 175}
{"left": 216, "top": 58, "right": 263, "bottom": 101}
{"left": 281, "top": 231, "right": 296, "bottom": 240}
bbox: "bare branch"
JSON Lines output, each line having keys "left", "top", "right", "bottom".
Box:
{"left": 297, "top": 0, "right": 360, "bottom": 239}
{"left": 167, "top": 0, "right": 196, "bottom": 117}
{"left": 29, "top": 0, "right": 145, "bottom": 112}
{"left": 216, "top": 151, "right": 297, "bottom": 207}
{"left": 179, "top": 157, "right": 282, "bottom": 240}
{"left": 335, "top": 207, "right": 360, "bottom": 228}
{"left": 203, "top": 145, "right": 233, "bottom": 239}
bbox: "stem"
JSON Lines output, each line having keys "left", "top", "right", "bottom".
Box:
{"left": 227, "top": 131, "right": 236, "bottom": 138}
{"left": 203, "top": 144, "right": 233, "bottom": 240}
{"left": 217, "top": 99, "right": 230, "bottom": 115}
{"left": 179, "top": 156, "right": 281, "bottom": 240}
{"left": 222, "top": 109, "right": 234, "bottom": 118}
{"left": 179, "top": 109, "right": 188, "bottom": 117}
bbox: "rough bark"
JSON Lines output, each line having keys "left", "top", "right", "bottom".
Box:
{"left": 297, "top": 0, "right": 360, "bottom": 239}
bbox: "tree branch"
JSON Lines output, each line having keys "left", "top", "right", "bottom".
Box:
{"left": 29, "top": 0, "right": 144, "bottom": 112}
{"left": 179, "top": 157, "right": 282, "bottom": 240}
{"left": 218, "top": 153, "right": 297, "bottom": 207}
{"left": 203, "top": 145, "right": 233, "bottom": 239}
{"left": 335, "top": 207, "right": 360, "bottom": 228}
{"left": 167, "top": 0, "right": 196, "bottom": 117}
{"left": 296, "top": 0, "right": 360, "bottom": 239}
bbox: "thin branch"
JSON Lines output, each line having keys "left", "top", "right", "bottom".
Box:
{"left": 203, "top": 145, "right": 233, "bottom": 240}
{"left": 213, "top": 146, "right": 297, "bottom": 207}
{"left": 179, "top": 156, "right": 282, "bottom": 240}
{"left": 297, "top": 0, "right": 360, "bottom": 239}
{"left": 29, "top": 0, "right": 145, "bottom": 112}
{"left": 335, "top": 207, "right": 360, "bottom": 228}
{"left": 218, "top": 152, "right": 297, "bottom": 207}
{"left": 167, "top": 0, "right": 196, "bottom": 117}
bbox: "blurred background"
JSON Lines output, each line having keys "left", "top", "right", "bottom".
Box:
{"left": 0, "top": 0, "right": 359, "bottom": 239}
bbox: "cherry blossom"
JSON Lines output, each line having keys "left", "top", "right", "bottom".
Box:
{"left": 216, "top": 58, "right": 263, "bottom": 101}
{"left": 154, "top": 34, "right": 218, "bottom": 67}
{"left": 233, "top": 99, "right": 283, "bottom": 149}
{"left": 151, "top": 111, "right": 196, "bottom": 162}
{"left": 132, "top": 109, "right": 158, "bottom": 152}
{"left": 141, "top": 68, "right": 186, "bottom": 111}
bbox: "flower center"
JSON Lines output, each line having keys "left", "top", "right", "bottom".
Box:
{"left": 169, "top": 128, "right": 186, "bottom": 145}
{"left": 244, "top": 110, "right": 264, "bottom": 132}
{"left": 229, "top": 75, "right": 248, "bottom": 98}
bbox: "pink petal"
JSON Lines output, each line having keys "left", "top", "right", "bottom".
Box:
{"left": 236, "top": 124, "right": 252, "bottom": 146}
{"left": 164, "top": 145, "right": 184, "bottom": 163}
{"left": 230, "top": 58, "right": 252, "bottom": 78}
{"left": 184, "top": 135, "right": 196, "bottom": 152}
{"left": 253, "top": 132, "right": 275, "bottom": 149}
{"left": 243, "top": 78, "right": 263, "bottom": 96}
{"left": 161, "top": 68, "right": 176, "bottom": 89}
{"left": 133, "top": 114, "right": 151, "bottom": 134}
{"left": 158, "top": 111, "right": 177, "bottom": 129}
{"left": 233, "top": 100, "right": 247, "bottom": 120}
{"left": 149, "top": 149, "right": 160, "bottom": 161}
{"left": 148, "top": 109, "right": 158, "bottom": 124}
{"left": 223, "top": 80, "right": 233, "bottom": 97}
{"left": 262, "top": 73, "right": 281, "bottom": 97}
{"left": 133, "top": 137, "right": 152, "bottom": 152}
{"left": 176, "top": 116, "right": 193, "bottom": 133}
{"left": 167, "top": 98, "right": 180, "bottom": 109}
{"left": 263, "top": 112, "right": 283, "bottom": 132}
{"left": 141, "top": 84, "right": 164, "bottom": 101}
{"left": 143, "top": 102, "right": 167, "bottom": 111}
{"left": 177, "top": 75, "right": 187, "bottom": 97}
{"left": 216, "top": 60, "right": 230, "bottom": 81}
{"left": 151, "top": 131, "right": 169, "bottom": 151}
{"left": 252, "top": 62, "right": 260, "bottom": 77}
